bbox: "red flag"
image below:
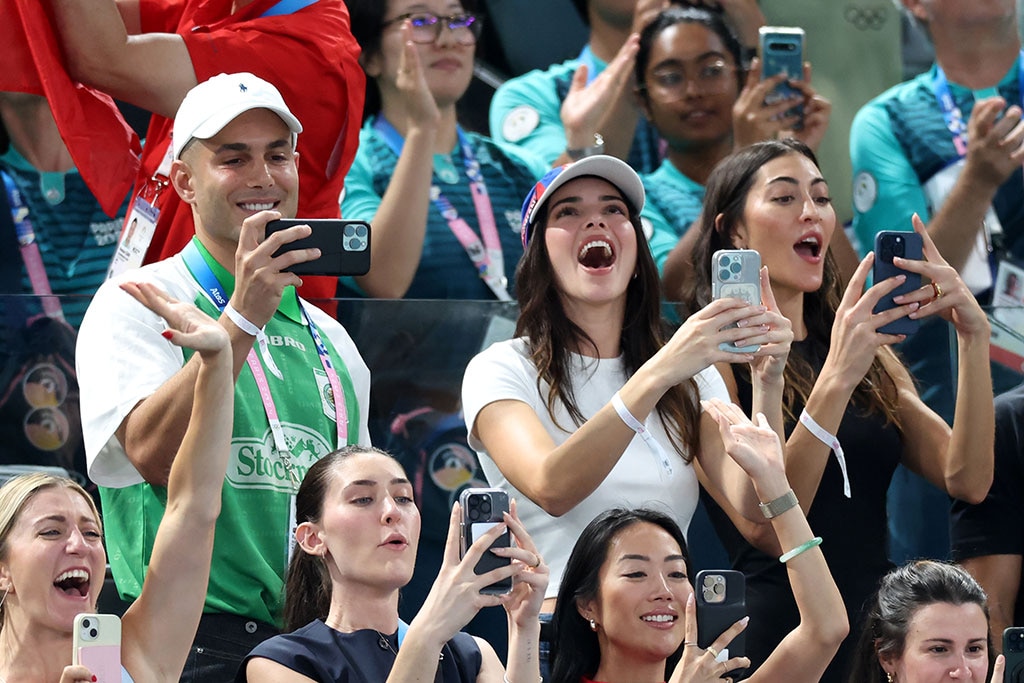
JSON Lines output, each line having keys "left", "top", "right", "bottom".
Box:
{"left": 0, "top": 0, "right": 140, "bottom": 217}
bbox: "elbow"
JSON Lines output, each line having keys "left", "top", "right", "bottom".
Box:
{"left": 946, "top": 470, "right": 993, "bottom": 505}
{"left": 821, "top": 610, "right": 851, "bottom": 650}
{"left": 532, "top": 492, "right": 572, "bottom": 518}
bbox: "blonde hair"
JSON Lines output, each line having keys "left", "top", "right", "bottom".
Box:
{"left": 0, "top": 474, "right": 102, "bottom": 626}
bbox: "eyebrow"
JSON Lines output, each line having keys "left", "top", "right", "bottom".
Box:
{"left": 550, "top": 194, "right": 626, "bottom": 211}
{"left": 212, "top": 138, "right": 291, "bottom": 155}
{"left": 652, "top": 51, "right": 729, "bottom": 70}
{"left": 766, "top": 176, "right": 828, "bottom": 188}
{"left": 345, "top": 477, "right": 411, "bottom": 488}
{"left": 618, "top": 553, "right": 687, "bottom": 563}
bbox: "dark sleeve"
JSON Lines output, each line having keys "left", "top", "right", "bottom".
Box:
{"left": 445, "top": 631, "right": 483, "bottom": 682}
{"left": 235, "top": 625, "right": 334, "bottom": 683}
{"left": 951, "top": 385, "right": 1024, "bottom": 560}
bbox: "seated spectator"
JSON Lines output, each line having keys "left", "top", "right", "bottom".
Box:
{"left": 340, "top": 0, "right": 549, "bottom": 300}
{"left": 462, "top": 154, "right": 791, "bottom": 670}
{"left": 848, "top": 560, "right": 1005, "bottom": 683}
{"left": 488, "top": 0, "right": 765, "bottom": 173}
{"left": 635, "top": 5, "right": 830, "bottom": 273}
{"left": 44, "top": 0, "right": 364, "bottom": 302}
{"left": 685, "top": 139, "right": 994, "bottom": 683}
{"left": 0, "top": 278, "right": 233, "bottom": 682}
{"left": 952, "top": 381, "right": 1024, "bottom": 651}
{"left": 238, "top": 445, "right": 547, "bottom": 682}
{"left": 549, "top": 399, "right": 847, "bottom": 683}
{"left": 76, "top": 73, "right": 371, "bottom": 679}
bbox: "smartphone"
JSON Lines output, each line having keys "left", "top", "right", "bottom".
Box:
{"left": 872, "top": 231, "right": 923, "bottom": 336}
{"left": 266, "top": 218, "right": 371, "bottom": 276}
{"left": 73, "top": 613, "right": 121, "bottom": 682}
{"left": 758, "top": 26, "right": 805, "bottom": 128}
{"left": 711, "top": 249, "right": 762, "bottom": 353}
{"left": 1004, "top": 627, "right": 1024, "bottom": 682}
{"left": 459, "top": 487, "right": 512, "bottom": 595}
{"left": 695, "top": 570, "right": 746, "bottom": 672}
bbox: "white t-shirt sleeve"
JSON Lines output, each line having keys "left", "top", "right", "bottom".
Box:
{"left": 695, "top": 364, "right": 730, "bottom": 404}
{"left": 462, "top": 339, "right": 538, "bottom": 452}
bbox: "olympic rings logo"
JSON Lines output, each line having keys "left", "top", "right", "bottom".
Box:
{"left": 844, "top": 4, "right": 890, "bottom": 31}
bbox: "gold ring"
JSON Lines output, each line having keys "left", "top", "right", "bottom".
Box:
{"left": 931, "top": 281, "right": 943, "bottom": 299}
{"left": 531, "top": 554, "right": 542, "bottom": 568}
{"left": 683, "top": 641, "right": 699, "bottom": 648}
{"left": 707, "top": 645, "right": 719, "bottom": 659}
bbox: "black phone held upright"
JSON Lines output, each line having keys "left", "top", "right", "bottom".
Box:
{"left": 459, "top": 488, "right": 512, "bottom": 595}
{"left": 695, "top": 569, "right": 746, "bottom": 675}
{"left": 1005, "top": 627, "right": 1024, "bottom": 683}
{"left": 872, "top": 230, "right": 923, "bottom": 336}
{"left": 266, "top": 218, "right": 371, "bottom": 276}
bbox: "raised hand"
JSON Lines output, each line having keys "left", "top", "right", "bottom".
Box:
{"left": 560, "top": 34, "right": 640, "bottom": 150}
{"left": 742, "top": 267, "right": 792, "bottom": 386}
{"left": 492, "top": 500, "right": 549, "bottom": 628}
{"left": 395, "top": 20, "right": 441, "bottom": 131}
{"left": 963, "top": 98, "right": 1024, "bottom": 192}
{"left": 669, "top": 594, "right": 750, "bottom": 683}
{"left": 120, "top": 281, "right": 229, "bottom": 358}
{"left": 704, "top": 398, "right": 785, "bottom": 484}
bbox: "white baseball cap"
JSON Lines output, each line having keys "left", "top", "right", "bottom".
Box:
{"left": 172, "top": 72, "right": 303, "bottom": 159}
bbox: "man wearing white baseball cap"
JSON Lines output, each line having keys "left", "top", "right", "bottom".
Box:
{"left": 77, "top": 73, "right": 371, "bottom": 680}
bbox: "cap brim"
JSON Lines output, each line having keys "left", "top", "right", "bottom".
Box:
{"left": 526, "top": 155, "right": 645, "bottom": 230}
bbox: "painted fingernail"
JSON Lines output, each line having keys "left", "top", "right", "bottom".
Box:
{"left": 736, "top": 319, "right": 748, "bottom": 328}
{"left": 161, "top": 329, "right": 173, "bottom": 340}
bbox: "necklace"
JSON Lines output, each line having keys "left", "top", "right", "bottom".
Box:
{"left": 374, "top": 630, "right": 444, "bottom": 661}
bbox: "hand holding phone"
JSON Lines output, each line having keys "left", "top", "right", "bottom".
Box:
{"left": 459, "top": 488, "right": 512, "bottom": 595}
{"left": 266, "top": 218, "right": 371, "bottom": 276}
{"left": 712, "top": 249, "right": 762, "bottom": 353}
{"left": 872, "top": 231, "right": 923, "bottom": 336}
{"left": 695, "top": 570, "right": 747, "bottom": 675}
{"left": 758, "top": 27, "right": 805, "bottom": 128}
{"left": 73, "top": 614, "right": 121, "bottom": 682}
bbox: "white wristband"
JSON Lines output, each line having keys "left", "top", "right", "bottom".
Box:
{"left": 611, "top": 392, "right": 673, "bottom": 477}
{"left": 799, "top": 409, "right": 851, "bottom": 498}
{"left": 224, "top": 302, "right": 262, "bottom": 337}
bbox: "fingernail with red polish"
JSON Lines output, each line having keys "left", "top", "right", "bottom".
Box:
{"left": 161, "top": 329, "right": 173, "bottom": 340}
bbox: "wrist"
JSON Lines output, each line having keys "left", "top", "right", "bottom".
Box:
{"left": 566, "top": 133, "right": 605, "bottom": 161}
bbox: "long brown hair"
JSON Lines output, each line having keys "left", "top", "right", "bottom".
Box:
{"left": 515, "top": 177, "right": 702, "bottom": 460}
{"left": 688, "top": 139, "right": 900, "bottom": 424}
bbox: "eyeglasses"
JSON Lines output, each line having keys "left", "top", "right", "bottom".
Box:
{"left": 382, "top": 12, "right": 483, "bottom": 46}
{"left": 643, "top": 60, "right": 737, "bottom": 100}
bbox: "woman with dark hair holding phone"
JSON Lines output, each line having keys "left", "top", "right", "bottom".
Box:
{"left": 849, "top": 560, "right": 1005, "bottom": 683}
{"left": 238, "top": 446, "right": 548, "bottom": 683}
{"left": 339, "top": 0, "right": 550, "bottom": 300}
{"left": 685, "top": 138, "right": 993, "bottom": 683}
{"left": 548, "top": 398, "right": 846, "bottom": 683}
{"left": 462, "top": 154, "right": 793, "bottom": 672}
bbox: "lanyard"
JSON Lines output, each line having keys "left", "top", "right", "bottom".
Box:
{"left": 181, "top": 241, "right": 349, "bottom": 480}
{"left": 260, "top": 0, "right": 318, "bottom": 16}
{"left": 372, "top": 117, "right": 511, "bottom": 301}
{"left": 2, "top": 171, "right": 65, "bottom": 321}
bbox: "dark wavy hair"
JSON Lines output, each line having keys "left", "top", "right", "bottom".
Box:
{"left": 515, "top": 175, "right": 702, "bottom": 460}
{"left": 549, "top": 508, "right": 691, "bottom": 683}
{"left": 687, "top": 138, "right": 901, "bottom": 425}
{"left": 346, "top": 0, "right": 479, "bottom": 120}
{"left": 635, "top": 5, "right": 742, "bottom": 103}
{"left": 282, "top": 444, "right": 401, "bottom": 632}
{"left": 848, "top": 561, "right": 991, "bottom": 683}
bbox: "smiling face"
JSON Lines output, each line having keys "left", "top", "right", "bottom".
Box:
{"left": 173, "top": 108, "right": 299, "bottom": 264}
{"left": 640, "top": 21, "right": 740, "bottom": 150}
{"left": 543, "top": 176, "right": 639, "bottom": 317}
{"left": 729, "top": 152, "right": 835, "bottom": 301}
{"left": 307, "top": 452, "right": 421, "bottom": 594}
{"left": 882, "top": 602, "right": 990, "bottom": 683}
{"left": 579, "top": 522, "right": 691, "bottom": 670}
{"left": 0, "top": 487, "right": 105, "bottom": 634}
{"left": 368, "top": 0, "right": 476, "bottom": 109}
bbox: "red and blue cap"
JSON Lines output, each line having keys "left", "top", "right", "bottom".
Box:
{"left": 519, "top": 155, "right": 646, "bottom": 249}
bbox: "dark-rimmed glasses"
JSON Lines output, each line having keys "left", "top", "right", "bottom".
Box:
{"left": 381, "top": 12, "right": 483, "bottom": 46}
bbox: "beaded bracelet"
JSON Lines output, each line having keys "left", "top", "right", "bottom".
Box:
{"left": 779, "top": 536, "right": 823, "bottom": 563}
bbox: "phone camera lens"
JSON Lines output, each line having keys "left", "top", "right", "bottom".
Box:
{"left": 480, "top": 499, "right": 491, "bottom": 515}
{"left": 719, "top": 269, "right": 731, "bottom": 282}
{"left": 894, "top": 242, "right": 905, "bottom": 257}
{"left": 356, "top": 225, "right": 368, "bottom": 237}
{"left": 729, "top": 262, "right": 742, "bottom": 274}
{"left": 344, "top": 224, "right": 355, "bottom": 237}
{"left": 702, "top": 575, "right": 715, "bottom": 588}
{"left": 468, "top": 508, "right": 480, "bottom": 521}
{"left": 82, "top": 618, "right": 92, "bottom": 628}
{"left": 719, "top": 256, "right": 730, "bottom": 268}
{"left": 89, "top": 628, "right": 98, "bottom": 638}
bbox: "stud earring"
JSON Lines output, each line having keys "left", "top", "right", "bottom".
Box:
{"left": 589, "top": 618, "right": 597, "bottom": 632}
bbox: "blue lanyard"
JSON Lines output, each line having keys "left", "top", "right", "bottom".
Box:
{"left": 931, "top": 51, "right": 1024, "bottom": 160}
{"left": 260, "top": 0, "right": 318, "bottom": 17}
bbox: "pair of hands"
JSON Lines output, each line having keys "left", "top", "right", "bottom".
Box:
{"left": 824, "top": 214, "right": 988, "bottom": 391}
{"left": 733, "top": 58, "right": 831, "bottom": 154}
{"left": 657, "top": 267, "right": 792, "bottom": 389}
{"left": 414, "top": 500, "right": 548, "bottom": 645}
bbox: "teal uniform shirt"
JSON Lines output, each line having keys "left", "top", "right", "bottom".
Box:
{"left": 641, "top": 158, "right": 705, "bottom": 273}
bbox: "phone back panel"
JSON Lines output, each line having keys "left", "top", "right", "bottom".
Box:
{"left": 1005, "top": 627, "right": 1024, "bottom": 683}
{"left": 459, "top": 488, "right": 512, "bottom": 595}
{"left": 266, "top": 218, "right": 371, "bottom": 276}
{"left": 712, "top": 249, "right": 762, "bottom": 353}
{"left": 872, "top": 231, "right": 923, "bottom": 336}
{"left": 695, "top": 570, "right": 746, "bottom": 660}
{"left": 73, "top": 614, "right": 122, "bottom": 683}
{"left": 759, "top": 27, "right": 805, "bottom": 121}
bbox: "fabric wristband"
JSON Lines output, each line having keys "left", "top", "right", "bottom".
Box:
{"left": 224, "top": 302, "right": 262, "bottom": 337}
{"left": 799, "top": 409, "right": 851, "bottom": 498}
{"left": 779, "top": 536, "right": 823, "bottom": 563}
{"left": 611, "top": 391, "right": 673, "bottom": 477}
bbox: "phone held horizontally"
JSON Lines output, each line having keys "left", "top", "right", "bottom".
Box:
{"left": 459, "top": 487, "right": 512, "bottom": 595}
{"left": 712, "top": 249, "right": 762, "bottom": 353}
{"left": 759, "top": 26, "right": 805, "bottom": 128}
{"left": 872, "top": 230, "right": 923, "bottom": 336}
{"left": 266, "top": 218, "right": 371, "bottom": 276}
{"left": 73, "top": 613, "right": 122, "bottom": 682}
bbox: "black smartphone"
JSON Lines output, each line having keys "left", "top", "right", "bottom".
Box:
{"left": 872, "top": 230, "right": 923, "bottom": 336}
{"left": 1005, "top": 627, "right": 1024, "bottom": 682}
{"left": 266, "top": 218, "right": 371, "bottom": 276}
{"left": 459, "top": 487, "right": 512, "bottom": 595}
{"left": 711, "top": 249, "right": 762, "bottom": 354}
{"left": 695, "top": 570, "right": 746, "bottom": 673}
{"left": 758, "top": 26, "right": 805, "bottom": 128}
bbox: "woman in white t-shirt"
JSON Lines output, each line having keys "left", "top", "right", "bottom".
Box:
{"left": 461, "top": 156, "right": 793, "bottom": 631}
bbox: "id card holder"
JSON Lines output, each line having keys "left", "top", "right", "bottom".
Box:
{"left": 287, "top": 493, "right": 298, "bottom": 566}
{"left": 107, "top": 196, "right": 159, "bottom": 279}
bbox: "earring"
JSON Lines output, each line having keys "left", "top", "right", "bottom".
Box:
{"left": 589, "top": 618, "right": 597, "bottom": 632}
{"left": 886, "top": 673, "right": 895, "bottom": 683}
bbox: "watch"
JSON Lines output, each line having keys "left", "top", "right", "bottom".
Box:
{"left": 758, "top": 490, "right": 799, "bottom": 519}
{"left": 566, "top": 133, "right": 605, "bottom": 161}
